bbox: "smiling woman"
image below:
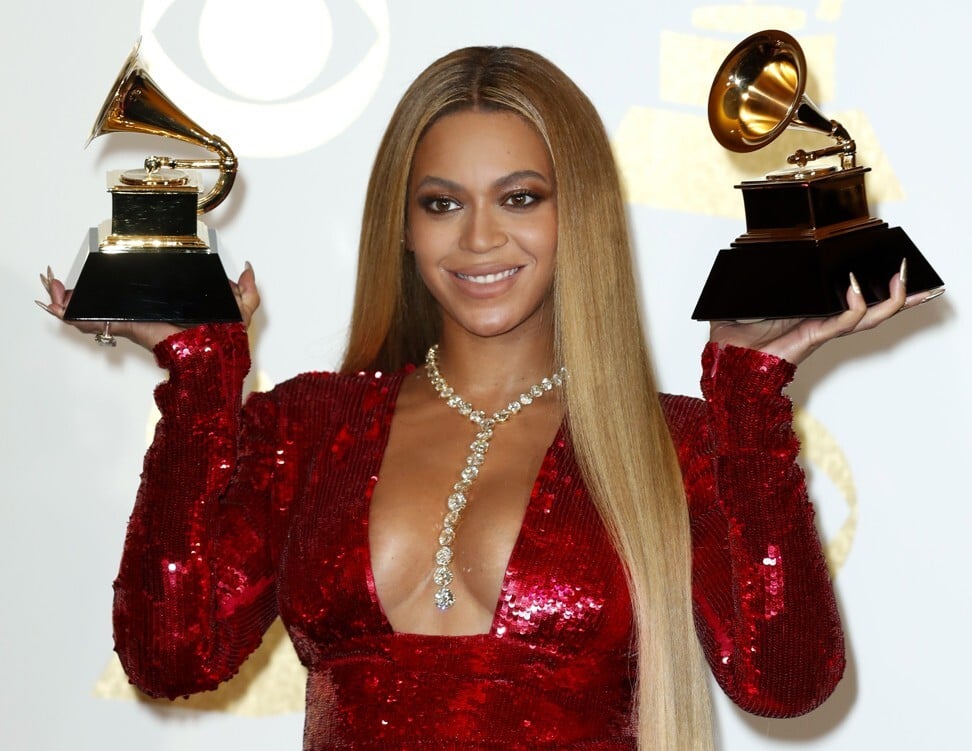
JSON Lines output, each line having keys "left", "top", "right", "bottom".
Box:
{"left": 41, "top": 44, "right": 919, "bottom": 751}
{"left": 406, "top": 110, "right": 558, "bottom": 343}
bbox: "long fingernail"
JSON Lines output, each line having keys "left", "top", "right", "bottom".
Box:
{"left": 39, "top": 272, "right": 51, "bottom": 293}
{"left": 35, "top": 299, "right": 56, "bottom": 316}
{"left": 849, "top": 272, "right": 862, "bottom": 295}
{"left": 47, "top": 266, "right": 54, "bottom": 287}
{"left": 920, "top": 287, "right": 945, "bottom": 305}
{"left": 244, "top": 260, "right": 253, "bottom": 272}
{"left": 900, "top": 257, "right": 908, "bottom": 286}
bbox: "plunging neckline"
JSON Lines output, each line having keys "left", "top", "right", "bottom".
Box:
{"left": 361, "top": 371, "right": 566, "bottom": 638}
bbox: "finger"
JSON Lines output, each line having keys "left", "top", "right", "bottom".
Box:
{"left": 849, "top": 265, "right": 907, "bottom": 332}
{"left": 236, "top": 262, "right": 260, "bottom": 322}
{"left": 914, "top": 287, "right": 945, "bottom": 306}
{"left": 812, "top": 273, "right": 868, "bottom": 342}
{"left": 239, "top": 260, "right": 255, "bottom": 288}
{"left": 35, "top": 299, "right": 57, "bottom": 317}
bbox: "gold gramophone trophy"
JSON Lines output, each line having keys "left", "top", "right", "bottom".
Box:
{"left": 692, "top": 29, "right": 944, "bottom": 320}
{"left": 63, "top": 42, "right": 242, "bottom": 342}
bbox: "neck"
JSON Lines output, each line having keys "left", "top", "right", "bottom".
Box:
{"left": 431, "top": 329, "right": 558, "bottom": 414}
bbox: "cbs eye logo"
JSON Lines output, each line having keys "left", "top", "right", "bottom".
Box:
{"left": 140, "top": 0, "right": 390, "bottom": 157}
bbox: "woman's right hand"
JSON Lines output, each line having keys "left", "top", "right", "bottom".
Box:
{"left": 36, "top": 262, "right": 260, "bottom": 352}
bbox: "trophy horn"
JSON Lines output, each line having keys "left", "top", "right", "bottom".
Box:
{"left": 88, "top": 40, "right": 237, "bottom": 213}
{"left": 707, "top": 29, "right": 855, "bottom": 169}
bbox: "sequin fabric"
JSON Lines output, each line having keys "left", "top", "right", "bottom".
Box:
{"left": 112, "top": 324, "right": 844, "bottom": 750}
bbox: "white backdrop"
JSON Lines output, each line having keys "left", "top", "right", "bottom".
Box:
{"left": 3, "top": 1, "right": 969, "bottom": 749}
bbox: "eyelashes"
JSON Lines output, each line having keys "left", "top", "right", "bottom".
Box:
{"left": 417, "top": 190, "right": 544, "bottom": 215}
{"left": 419, "top": 196, "right": 461, "bottom": 214}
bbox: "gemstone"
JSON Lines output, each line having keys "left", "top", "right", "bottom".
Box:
{"left": 433, "top": 566, "right": 453, "bottom": 586}
{"left": 461, "top": 465, "right": 478, "bottom": 481}
{"left": 435, "top": 546, "right": 453, "bottom": 565}
{"left": 438, "top": 528, "right": 455, "bottom": 546}
{"left": 519, "top": 393, "right": 533, "bottom": 406}
{"left": 531, "top": 384, "right": 544, "bottom": 397}
{"left": 447, "top": 492, "right": 467, "bottom": 511}
{"left": 434, "top": 587, "right": 456, "bottom": 610}
{"left": 444, "top": 510, "right": 461, "bottom": 527}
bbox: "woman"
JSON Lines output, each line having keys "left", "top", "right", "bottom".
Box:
{"left": 39, "top": 47, "right": 925, "bottom": 750}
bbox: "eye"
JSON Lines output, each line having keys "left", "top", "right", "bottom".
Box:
{"left": 420, "top": 196, "right": 462, "bottom": 214}
{"left": 504, "top": 191, "right": 539, "bottom": 208}
{"left": 141, "top": 0, "right": 390, "bottom": 157}
{"left": 151, "top": 0, "right": 381, "bottom": 101}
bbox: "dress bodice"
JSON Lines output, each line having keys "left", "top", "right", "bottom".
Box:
{"left": 276, "top": 372, "right": 636, "bottom": 748}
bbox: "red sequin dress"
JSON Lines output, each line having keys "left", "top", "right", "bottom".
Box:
{"left": 112, "top": 324, "right": 844, "bottom": 750}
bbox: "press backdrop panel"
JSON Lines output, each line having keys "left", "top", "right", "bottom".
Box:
{"left": 3, "top": 2, "right": 968, "bottom": 749}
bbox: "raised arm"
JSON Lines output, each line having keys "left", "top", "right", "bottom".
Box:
{"left": 664, "top": 343, "right": 843, "bottom": 717}
{"left": 112, "top": 323, "right": 286, "bottom": 698}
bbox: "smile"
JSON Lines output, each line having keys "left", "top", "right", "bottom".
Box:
{"left": 454, "top": 267, "right": 521, "bottom": 285}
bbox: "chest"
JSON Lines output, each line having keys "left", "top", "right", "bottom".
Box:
{"left": 275, "top": 377, "right": 633, "bottom": 664}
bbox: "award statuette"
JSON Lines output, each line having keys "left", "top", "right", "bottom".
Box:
{"left": 692, "top": 30, "right": 944, "bottom": 321}
{"left": 63, "top": 42, "right": 242, "bottom": 341}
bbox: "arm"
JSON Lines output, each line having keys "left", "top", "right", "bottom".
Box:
{"left": 664, "top": 343, "right": 844, "bottom": 717}
{"left": 112, "top": 323, "right": 286, "bottom": 698}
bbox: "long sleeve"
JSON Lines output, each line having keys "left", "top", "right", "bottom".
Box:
{"left": 663, "top": 343, "right": 845, "bottom": 718}
{"left": 112, "top": 323, "right": 292, "bottom": 699}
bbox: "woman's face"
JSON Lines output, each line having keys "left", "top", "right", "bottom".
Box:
{"left": 406, "top": 109, "right": 557, "bottom": 343}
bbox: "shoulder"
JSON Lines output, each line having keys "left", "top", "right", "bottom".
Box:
{"left": 247, "top": 367, "right": 406, "bottom": 426}
{"left": 659, "top": 392, "right": 706, "bottom": 448}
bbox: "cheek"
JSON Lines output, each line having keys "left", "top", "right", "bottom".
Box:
{"left": 520, "top": 216, "right": 558, "bottom": 262}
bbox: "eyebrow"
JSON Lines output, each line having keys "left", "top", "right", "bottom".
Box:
{"left": 413, "top": 170, "right": 552, "bottom": 193}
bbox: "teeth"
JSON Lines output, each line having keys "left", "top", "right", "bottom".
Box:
{"left": 456, "top": 268, "right": 519, "bottom": 284}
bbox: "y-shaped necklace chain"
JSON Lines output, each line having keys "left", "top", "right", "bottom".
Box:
{"left": 424, "top": 344, "right": 567, "bottom": 611}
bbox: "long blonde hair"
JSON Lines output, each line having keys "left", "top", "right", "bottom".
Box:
{"left": 342, "top": 47, "right": 713, "bottom": 750}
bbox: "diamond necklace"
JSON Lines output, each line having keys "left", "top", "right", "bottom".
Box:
{"left": 424, "top": 344, "right": 567, "bottom": 611}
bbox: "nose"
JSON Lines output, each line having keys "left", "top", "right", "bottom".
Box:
{"left": 459, "top": 205, "right": 507, "bottom": 253}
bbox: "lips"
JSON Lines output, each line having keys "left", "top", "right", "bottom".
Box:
{"left": 454, "top": 267, "right": 521, "bottom": 285}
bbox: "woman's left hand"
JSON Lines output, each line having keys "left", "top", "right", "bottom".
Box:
{"left": 709, "top": 263, "right": 935, "bottom": 365}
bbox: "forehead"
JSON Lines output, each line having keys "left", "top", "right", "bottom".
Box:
{"left": 410, "top": 110, "right": 553, "bottom": 180}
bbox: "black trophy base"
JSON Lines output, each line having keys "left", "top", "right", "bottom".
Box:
{"left": 63, "top": 227, "right": 242, "bottom": 324}
{"left": 692, "top": 224, "right": 944, "bottom": 321}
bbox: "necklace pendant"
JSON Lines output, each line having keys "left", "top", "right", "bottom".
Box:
{"left": 424, "top": 344, "right": 566, "bottom": 614}
{"left": 434, "top": 587, "right": 456, "bottom": 611}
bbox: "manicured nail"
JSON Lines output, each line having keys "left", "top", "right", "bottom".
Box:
{"left": 244, "top": 261, "right": 253, "bottom": 272}
{"left": 35, "top": 299, "right": 55, "bottom": 316}
{"left": 39, "top": 272, "right": 51, "bottom": 293}
{"left": 920, "top": 287, "right": 945, "bottom": 305}
{"left": 899, "top": 257, "right": 908, "bottom": 286}
{"left": 849, "top": 272, "right": 862, "bottom": 295}
{"left": 47, "top": 266, "right": 54, "bottom": 287}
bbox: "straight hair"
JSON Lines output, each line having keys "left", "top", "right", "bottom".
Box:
{"left": 342, "top": 46, "right": 713, "bottom": 750}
